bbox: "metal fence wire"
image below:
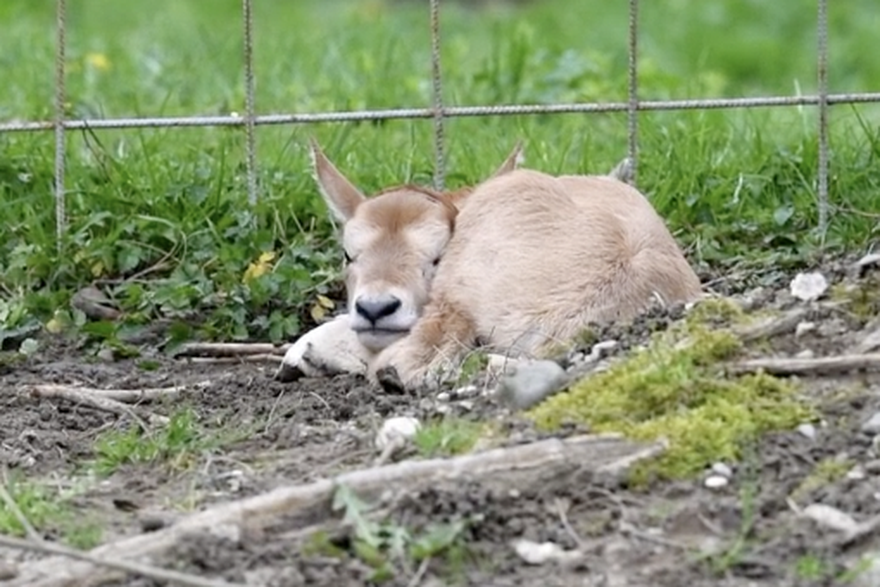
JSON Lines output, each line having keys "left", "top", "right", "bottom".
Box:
{"left": 3, "top": 0, "right": 880, "bottom": 242}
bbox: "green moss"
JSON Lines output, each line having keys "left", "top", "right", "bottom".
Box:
{"left": 525, "top": 315, "right": 815, "bottom": 484}
{"left": 830, "top": 279, "right": 880, "bottom": 321}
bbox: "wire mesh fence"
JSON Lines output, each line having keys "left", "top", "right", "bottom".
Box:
{"left": 2, "top": 0, "right": 879, "bottom": 244}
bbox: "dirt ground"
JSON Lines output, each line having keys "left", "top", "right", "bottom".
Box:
{"left": 3, "top": 253, "right": 880, "bottom": 586}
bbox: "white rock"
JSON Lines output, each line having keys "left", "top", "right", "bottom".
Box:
{"left": 802, "top": 503, "right": 859, "bottom": 534}
{"left": 486, "top": 354, "right": 522, "bottom": 377}
{"left": 511, "top": 539, "right": 582, "bottom": 566}
{"left": 847, "top": 466, "right": 867, "bottom": 481}
{"left": 498, "top": 360, "right": 567, "bottom": 410}
{"left": 795, "top": 321, "right": 816, "bottom": 338}
{"left": 862, "top": 412, "right": 880, "bottom": 435}
{"left": 458, "top": 400, "right": 475, "bottom": 412}
{"left": 375, "top": 417, "right": 421, "bottom": 451}
{"left": 855, "top": 253, "right": 880, "bottom": 270}
{"left": 711, "top": 462, "right": 733, "bottom": 478}
{"left": 789, "top": 271, "right": 829, "bottom": 302}
{"left": 436, "top": 392, "right": 451, "bottom": 402}
{"left": 796, "top": 423, "right": 817, "bottom": 440}
{"left": 453, "top": 385, "right": 479, "bottom": 398}
{"left": 704, "top": 475, "right": 729, "bottom": 490}
{"left": 795, "top": 349, "right": 815, "bottom": 359}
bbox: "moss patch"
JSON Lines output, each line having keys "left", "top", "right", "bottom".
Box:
{"left": 526, "top": 300, "right": 815, "bottom": 484}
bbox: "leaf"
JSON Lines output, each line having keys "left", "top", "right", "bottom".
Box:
{"left": 773, "top": 204, "right": 794, "bottom": 226}
{"left": 18, "top": 338, "right": 39, "bottom": 356}
{"left": 310, "top": 303, "right": 327, "bottom": 323}
{"left": 242, "top": 250, "right": 276, "bottom": 283}
{"left": 316, "top": 294, "right": 335, "bottom": 309}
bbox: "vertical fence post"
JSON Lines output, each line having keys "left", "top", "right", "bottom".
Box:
{"left": 816, "top": 0, "right": 830, "bottom": 238}
{"left": 429, "top": 0, "right": 446, "bottom": 192}
{"left": 54, "top": 0, "right": 68, "bottom": 247}
{"left": 626, "top": 0, "right": 639, "bottom": 186}
{"left": 242, "top": 0, "right": 258, "bottom": 207}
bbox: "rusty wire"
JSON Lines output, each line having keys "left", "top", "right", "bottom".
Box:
{"left": 816, "top": 0, "right": 830, "bottom": 237}
{"left": 53, "top": 0, "right": 67, "bottom": 245}
{"left": 627, "top": 0, "right": 639, "bottom": 186}
{"left": 242, "top": 0, "right": 258, "bottom": 207}
{"left": 429, "top": 0, "right": 446, "bottom": 191}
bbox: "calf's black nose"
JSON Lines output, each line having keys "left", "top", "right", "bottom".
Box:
{"left": 355, "top": 296, "right": 402, "bottom": 324}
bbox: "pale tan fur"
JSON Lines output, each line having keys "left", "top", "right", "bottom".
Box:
{"left": 308, "top": 138, "right": 703, "bottom": 390}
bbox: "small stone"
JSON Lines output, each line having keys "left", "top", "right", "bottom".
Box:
{"left": 587, "top": 340, "right": 619, "bottom": 362}
{"left": 795, "top": 349, "right": 815, "bottom": 359}
{"left": 498, "top": 360, "right": 567, "bottom": 410}
{"left": 847, "top": 466, "right": 867, "bottom": 481}
{"left": 96, "top": 347, "right": 116, "bottom": 362}
{"left": 861, "top": 412, "right": 880, "bottom": 435}
{"left": 864, "top": 459, "right": 880, "bottom": 475}
{"left": 704, "top": 475, "right": 729, "bottom": 490}
{"left": 375, "top": 417, "right": 421, "bottom": 451}
{"left": 453, "top": 385, "right": 479, "bottom": 398}
{"left": 512, "top": 539, "right": 583, "bottom": 566}
{"left": 436, "top": 392, "right": 451, "bottom": 402}
{"left": 789, "top": 271, "right": 829, "bottom": 302}
{"left": 711, "top": 462, "right": 733, "bottom": 478}
{"left": 0, "top": 561, "right": 18, "bottom": 580}
{"left": 796, "top": 423, "right": 817, "bottom": 440}
{"left": 802, "top": 503, "right": 859, "bottom": 534}
{"left": 458, "top": 400, "right": 475, "bottom": 412}
{"left": 795, "top": 321, "right": 817, "bottom": 337}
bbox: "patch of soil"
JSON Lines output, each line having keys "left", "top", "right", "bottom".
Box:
{"left": 3, "top": 253, "right": 880, "bottom": 586}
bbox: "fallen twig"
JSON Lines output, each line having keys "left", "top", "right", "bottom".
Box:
{"left": 29, "top": 382, "right": 207, "bottom": 404}
{"left": 186, "top": 354, "right": 283, "bottom": 365}
{"left": 0, "top": 533, "right": 245, "bottom": 587}
{"left": 173, "top": 342, "right": 290, "bottom": 358}
{"left": 27, "top": 385, "right": 169, "bottom": 426}
{"left": 734, "top": 308, "right": 810, "bottom": 343}
{"left": 0, "top": 473, "right": 40, "bottom": 542}
{"left": 10, "top": 433, "right": 666, "bottom": 587}
{"left": 731, "top": 353, "right": 880, "bottom": 376}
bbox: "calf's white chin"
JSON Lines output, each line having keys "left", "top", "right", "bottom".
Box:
{"left": 356, "top": 329, "right": 409, "bottom": 352}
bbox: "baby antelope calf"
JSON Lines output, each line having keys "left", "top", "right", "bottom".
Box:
{"left": 279, "top": 139, "right": 702, "bottom": 391}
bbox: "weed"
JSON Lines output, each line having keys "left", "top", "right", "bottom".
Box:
{"left": 0, "top": 476, "right": 103, "bottom": 549}
{"left": 92, "top": 407, "right": 224, "bottom": 475}
{"left": 413, "top": 418, "right": 485, "bottom": 458}
{"left": 789, "top": 456, "right": 853, "bottom": 503}
{"left": 331, "top": 484, "right": 472, "bottom": 583}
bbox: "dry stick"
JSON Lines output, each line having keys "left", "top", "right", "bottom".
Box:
{"left": 174, "top": 342, "right": 290, "bottom": 358}
{"left": 11, "top": 433, "right": 667, "bottom": 587}
{"left": 731, "top": 353, "right": 880, "bottom": 377}
{"left": 733, "top": 307, "right": 811, "bottom": 343}
{"left": 29, "top": 382, "right": 205, "bottom": 404}
{"left": 187, "top": 354, "right": 283, "bottom": 365}
{"left": 0, "top": 534, "right": 245, "bottom": 587}
{"left": 27, "top": 386, "right": 169, "bottom": 426}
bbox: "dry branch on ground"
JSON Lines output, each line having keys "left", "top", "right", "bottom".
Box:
{"left": 173, "top": 342, "right": 290, "bottom": 358}
{"left": 732, "top": 353, "right": 880, "bottom": 376}
{"left": 9, "top": 433, "right": 666, "bottom": 587}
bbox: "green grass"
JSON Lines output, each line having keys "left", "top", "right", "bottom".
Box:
{"left": 1, "top": 0, "right": 879, "bottom": 343}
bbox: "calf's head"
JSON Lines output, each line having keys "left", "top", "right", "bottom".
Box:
{"left": 308, "top": 138, "right": 523, "bottom": 352}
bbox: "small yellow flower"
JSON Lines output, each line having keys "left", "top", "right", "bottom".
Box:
{"left": 85, "top": 52, "right": 111, "bottom": 71}
{"left": 242, "top": 251, "right": 276, "bottom": 283}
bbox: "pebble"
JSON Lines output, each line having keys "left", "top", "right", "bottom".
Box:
{"left": 789, "top": 271, "right": 829, "bottom": 302}
{"left": 458, "top": 400, "right": 475, "bottom": 412}
{"left": 861, "top": 412, "right": 880, "bottom": 435}
{"left": 795, "top": 321, "right": 816, "bottom": 337}
{"left": 795, "top": 349, "right": 815, "bottom": 359}
{"left": 711, "top": 462, "right": 733, "bottom": 478}
{"left": 0, "top": 562, "right": 18, "bottom": 580}
{"left": 864, "top": 459, "right": 880, "bottom": 475}
{"left": 796, "top": 423, "right": 817, "bottom": 440}
{"left": 512, "top": 539, "right": 583, "bottom": 566}
{"left": 847, "top": 465, "right": 867, "bottom": 481}
{"left": 436, "top": 392, "right": 451, "bottom": 402}
{"left": 802, "top": 503, "right": 858, "bottom": 534}
{"left": 453, "top": 385, "right": 479, "bottom": 398}
{"left": 375, "top": 417, "right": 421, "bottom": 451}
{"left": 498, "top": 360, "right": 567, "bottom": 410}
{"left": 704, "top": 475, "right": 729, "bottom": 490}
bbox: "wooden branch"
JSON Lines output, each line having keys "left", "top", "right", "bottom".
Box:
{"left": 29, "top": 382, "right": 208, "bottom": 404}
{"left": 27, "top": 385, "right": 169, "bottom": 426}
{"left": 0, "top": 534, "right": 245, "bottom": 587}
{"left": 733, "top": 308, "right": 810, "bottom": 343}
{"left": 731, "top": 353, "right": 880, "bottom": 376}
{"left": 10, "top": 433, "right": 666, "bottom": 587}
{"left": 173, "top": 342, "right": 290, "bottom": 358}
{"left": 186, "top": 354, "right": 282, "bottom": 365}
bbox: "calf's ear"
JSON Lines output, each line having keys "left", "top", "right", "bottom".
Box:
{"left": 308, "top": 137, "right": 366, "bottom": 223}
{"left": 488, "top": 140, "right": 525, "bottom": 179}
